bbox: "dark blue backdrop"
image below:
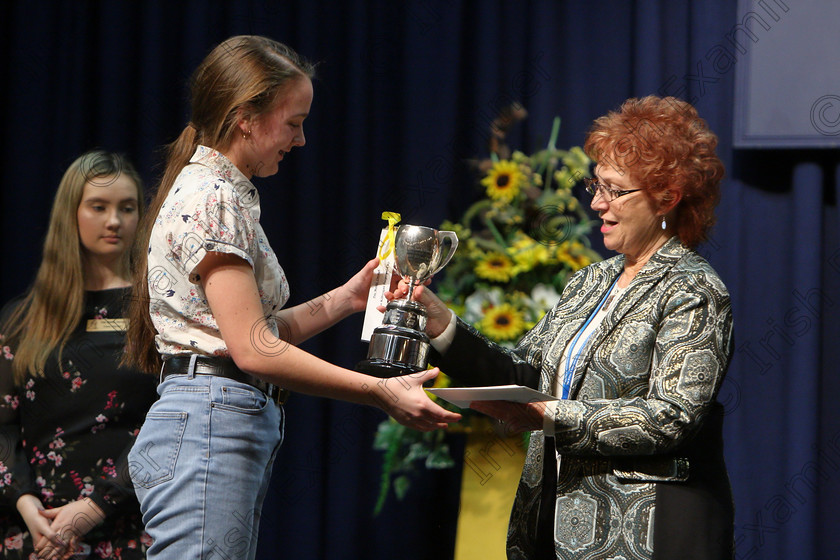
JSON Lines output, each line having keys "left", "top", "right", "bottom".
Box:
{"left": 1, "top": 1, "right": 837, "bottom": 559}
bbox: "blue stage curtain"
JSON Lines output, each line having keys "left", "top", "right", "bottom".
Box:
{"left": 1, "top": 1, "right": 837, "bottom": 558}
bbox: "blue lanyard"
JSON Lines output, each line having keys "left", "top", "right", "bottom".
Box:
{"left": 560, "top": 276, "right": 620, "bottom": 399}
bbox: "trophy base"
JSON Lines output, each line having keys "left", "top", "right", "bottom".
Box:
{"left": 355, "top": 358, "right": 423, "bottom": 378}
{"left": 356, "top": 325, "right": 430, "bottom": 378}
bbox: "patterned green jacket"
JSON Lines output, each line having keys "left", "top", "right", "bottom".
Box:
{"left": 434, "top": 236, "right": 734, "bottom": 560}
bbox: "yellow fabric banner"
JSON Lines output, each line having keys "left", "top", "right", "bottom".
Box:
{"left": 454, "top": 424, "right": 527, "bottom": 559}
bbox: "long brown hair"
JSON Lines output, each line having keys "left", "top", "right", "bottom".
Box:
{"left": 2, "top": 151, "right": 144, "bottom": 384}
{"left": 123, "top": 36, "right": 315, "bottom": 373}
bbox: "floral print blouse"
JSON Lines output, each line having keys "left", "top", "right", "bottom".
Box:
{"left": 0, "top": 288, "right": 158, "bottom": 558}
{"left": 147, "top": 145, "right": 290, "bottom": 359}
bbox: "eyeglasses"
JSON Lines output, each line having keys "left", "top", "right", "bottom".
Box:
{"left": 583, "top": 177, "right": 641, "bottom": 201}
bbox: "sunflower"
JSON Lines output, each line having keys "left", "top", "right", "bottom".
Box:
{"left": 479, "top": 303, "right": 527, "bottom": 341}
{"left": 556, "top": 241, "right": 593, "bottom": 271}
{"left": 481, "top": 160, "right": 525, "bottom": 202}
{"left": 474, "top": 252, "right": 515, "bottom": 282}
{"left": 557, "top": 250, "right": 583, "bottom": 271}
{"left": 508, "top": 232, "right": 551, "bottom": 273}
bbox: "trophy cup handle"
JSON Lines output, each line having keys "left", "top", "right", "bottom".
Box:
{"left": 432, "top": 231, "right": 459, "bottom": 274}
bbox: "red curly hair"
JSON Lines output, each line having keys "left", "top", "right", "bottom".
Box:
{"left": 584, "top": 96, "right": 724, "bottom": 249}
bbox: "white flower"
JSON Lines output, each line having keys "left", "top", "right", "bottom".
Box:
{"left": 463, "top": 287, "right": 504, "bottom": 324}
{"left": 531, "top": 284, "right": 561, "bottom": 309}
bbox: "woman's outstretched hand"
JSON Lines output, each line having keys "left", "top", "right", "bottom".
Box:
{"left": 371, "top": 368, "right": 461, "bottom": 431}
{"left": 470, "top": 400, "right": 547, "bottom": 434}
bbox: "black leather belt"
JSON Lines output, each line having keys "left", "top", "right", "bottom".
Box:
{"left": 161, "top": 355, "right": 289, "bottom": 405}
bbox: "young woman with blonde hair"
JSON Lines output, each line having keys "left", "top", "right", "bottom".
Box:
{"left": 0, "top": 150, "right": 157, "bottom": 558}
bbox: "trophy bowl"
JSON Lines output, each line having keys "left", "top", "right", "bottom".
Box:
{"left": 357, "top": 225, "right": 458, "bottom": 377}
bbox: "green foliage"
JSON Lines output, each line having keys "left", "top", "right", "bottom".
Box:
{"left": 372, "top": 419, "right": 455, "bottom": 515}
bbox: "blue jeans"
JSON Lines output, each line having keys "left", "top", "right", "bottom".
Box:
{"left": 129, "top": 371, "right": 284, "bottom": 559}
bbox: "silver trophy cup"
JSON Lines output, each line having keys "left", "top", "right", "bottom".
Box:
{"left": 357, "top": 225, "right": 458, "bottom": 377}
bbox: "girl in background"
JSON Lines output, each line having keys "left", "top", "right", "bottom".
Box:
{"left": 1, "top": 151, "right": 156, "bottom": 559}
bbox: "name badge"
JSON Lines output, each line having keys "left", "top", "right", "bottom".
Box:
{"left": 86, "top": 318, "right": 129, "bottom": 332}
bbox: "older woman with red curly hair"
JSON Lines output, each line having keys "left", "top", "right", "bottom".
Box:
{"left": 395, "top": 95, "right": 734, "bottom": 559}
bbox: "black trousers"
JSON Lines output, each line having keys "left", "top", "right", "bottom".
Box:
{"left": 534, "top": 441, "right": 558, "bottom": 560}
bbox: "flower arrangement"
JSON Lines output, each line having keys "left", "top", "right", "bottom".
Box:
{"left": 372, "top": 106, "right": 602, "bottom": 514}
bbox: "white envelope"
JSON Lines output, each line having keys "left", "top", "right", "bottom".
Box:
{"left": 361, "top": 227, "right": 396, "bottom": 342}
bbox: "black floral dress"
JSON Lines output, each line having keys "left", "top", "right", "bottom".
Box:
{"left": 0, "top": 288, "right": 158, "bottom": 559}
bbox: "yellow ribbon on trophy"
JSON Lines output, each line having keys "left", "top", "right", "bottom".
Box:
{"left": 378, "top": 211, "right": 401, "bottom": 259}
